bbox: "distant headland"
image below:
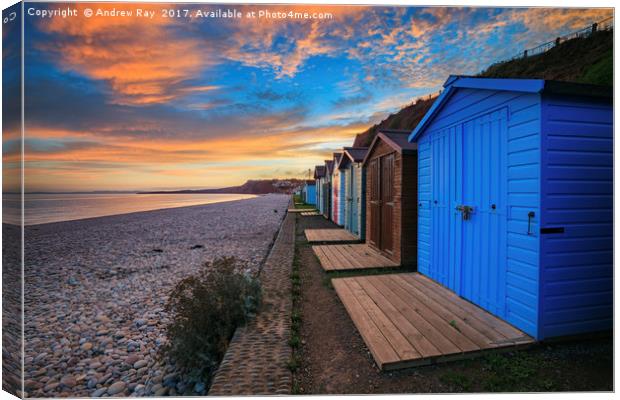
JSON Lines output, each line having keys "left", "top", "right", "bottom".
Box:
{"left": 138, "top": 179, "right": 306, "bottom": 195}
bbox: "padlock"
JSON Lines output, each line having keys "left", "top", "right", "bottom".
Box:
{"left": 456, "top": 205, "right": 474, "bottom": 221}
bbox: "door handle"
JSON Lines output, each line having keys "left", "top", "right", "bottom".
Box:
{"left": 527, "top": 211, "right": 535, "bottom": 235}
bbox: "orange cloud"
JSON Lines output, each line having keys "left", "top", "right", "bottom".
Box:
{"left": 36, "top": 4, "right": 216, "bottom": 105}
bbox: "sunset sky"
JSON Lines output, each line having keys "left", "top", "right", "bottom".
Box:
{"left": 3, "top": 4, "right": 612, "bottom": 192}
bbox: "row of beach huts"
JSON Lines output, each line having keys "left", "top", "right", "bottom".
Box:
{"left": 299, "top": 76, "right": 613, "bottom": 350}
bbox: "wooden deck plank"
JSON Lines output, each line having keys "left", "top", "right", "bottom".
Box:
{"left": 322, "top": 245, "right": 355, "bottom": 270}
{"left": 389, "top": 275, "right": 497, "bottom": 349}
{"left": 311, "top": 246, "right": 333, "bottom": 270}
{"left": 312, "top": 244, "right": 400, "bottom": 272}
{"left": 332, "top": 279, "right": 401, "bottom": 367}
{"left": 345, "top": 278, "right": 421, "bottom": 361}
{"left": 382, "top": 275, "right": 480, "bottom": 353}
{"left": 356, "top": 277, "right": 443, "bottom": 358}
{"left": 343, "top": 244, "right": 399, "bottom": 267}
{"left": 333, "top": 273, "right": 534, "bottom": 371}
{"left": 332, "top": 245, "right": 366, "bottom": 269}
{"left": 396, "top": 274, "right": 510, "bottom": 344}
{"left": 410, "top": 274, "right": 527, "bottom": 341}
{"left": 366, "top": 276, "right": 464, "bottom": 356}
{"left": 304, "top": 229, "right": 359, "bottom": 243}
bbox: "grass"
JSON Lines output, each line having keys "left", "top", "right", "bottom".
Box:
{"left": 481, "top": 352, "right": 554, "bottom": 392}
{"left": 292, "top": 194, "right": 317, "bottom": 210}
{"left": 581, "top": 49, "right": 612, "bottom": 86}
{"left": 440, "top": 371, "right": 473, "bottom": 391}
{"left": 436, "top": 350, "right": 562, "bottom": 392}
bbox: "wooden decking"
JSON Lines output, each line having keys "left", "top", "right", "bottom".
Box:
{"left": 304, "top": 229, "right": 359, "bottom": 243}
{"left": 288, "top": 208, "right": 315, "bottom": 213}
{"left": 301, "top": 211, "right": 320, "bottom": 216}
{"left": 313, "top": 244, "right": 399, "bottom": 271}
{"left": 333, "top": 273, "right": 534, "bottom": 370}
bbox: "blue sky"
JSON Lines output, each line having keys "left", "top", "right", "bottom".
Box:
{"left": 3, "top": 4, "right": 612, "bottom": 191}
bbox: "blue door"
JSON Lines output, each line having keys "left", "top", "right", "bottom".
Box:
{"left": 427, "top": 109, "right": 508, "bottom": 318}
{"left": 460, "top": 109, "right": 508, "bottom": 317}
{"left": 429, "top": 124, "right": 462, "bottom": 290}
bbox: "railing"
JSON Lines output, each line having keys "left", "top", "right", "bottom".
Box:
{"left": 404, "top": 90, "right": 442, "bottom": 109}
{"left": 502, "top": 16, "right": 613, "bottom": 62}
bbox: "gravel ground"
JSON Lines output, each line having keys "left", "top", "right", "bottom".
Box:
{"left": 21, "top": 194, "right": 289, "bottom": 398}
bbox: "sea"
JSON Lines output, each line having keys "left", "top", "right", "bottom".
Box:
{"left": 2, "top": 193, "right": 257, "bottom": 226}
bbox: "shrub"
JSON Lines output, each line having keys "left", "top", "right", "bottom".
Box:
{"left": 159, "top": 257, "right": 261, "bottom": 387}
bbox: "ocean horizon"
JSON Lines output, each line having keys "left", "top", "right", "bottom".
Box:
{"left": 2, "top": 193, "right": 258, "bottom": 226}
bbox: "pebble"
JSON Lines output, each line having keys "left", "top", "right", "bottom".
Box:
{"left": 124, "top": 354, "right": 140, "bottom": 365}
{"left": 60, "top": 375, "right": 77, "bottom": 388}
{"left": 91, "top": 387, "right": 107, "bottom": 397}
{"left": 194, "top": 382, "right": 206, "bottom": 393}
{"left": 81, "top": 343, "right": 93, "bottom": 351}
{"left": 107, "top": 381, "right": 126, "bottom": 395}
{"left": 21, "top": 195, "right": 289, "bottom": 397}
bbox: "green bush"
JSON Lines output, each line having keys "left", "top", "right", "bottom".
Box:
{"left": 160, "top": 257, "right": 261, "bottom": 386}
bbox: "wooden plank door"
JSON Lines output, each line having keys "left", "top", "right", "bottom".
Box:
{"left": 429, "top": 126, "right": 463, "bottom": 290}
{"left": 349, "top": 166, "right": 357, "bottom": 235}
{"left": 380, "top": 154, "right": 395, "bottom": 254}
{"left": 368, "top": 159, "right": 381, "bottom": 248}
{"left": 460, "top": 109, "right": 508, "bottom": 318}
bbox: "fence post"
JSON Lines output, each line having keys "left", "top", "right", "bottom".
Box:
{"left": 555, "top": 37, "right": 560, "bottom": 46}
{"left": 523, "top": 50, "right": 528, "bottom": 58}
{"left": 592, "top": 22, "right": 598, "bottom": 33}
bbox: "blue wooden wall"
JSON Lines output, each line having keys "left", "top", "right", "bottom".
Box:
{"left": 538, "top": 94, "right": 613, "bottom": 339}
{"left": 305, "top": 184, "right": 316, "bottom": 206}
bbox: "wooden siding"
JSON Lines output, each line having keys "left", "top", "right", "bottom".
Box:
{"left": 417, "top": 88, "right": 541, "bottom": 337}
{"left": 365, "top": 139, "right": 417, "bottom": 266}
{"left": 539, "top": 94, "right": 613, "bottom": 339}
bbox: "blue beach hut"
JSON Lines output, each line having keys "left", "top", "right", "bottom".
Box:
{"left": 337, "top": 147, "right": 368, "bottom": 239}
{"left": 304, "top": 180, "right": 316, "bottom": 206}
{"left": 409, "top": 76, "right": 613, "bottom": 340}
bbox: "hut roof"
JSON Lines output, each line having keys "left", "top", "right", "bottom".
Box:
{"left": 325, "top": 160, "right": 334, "bottom": 174}
{"left": 338, "top": 147, "right": 369, "bottom": 169}
{"left": 331, "top": 153, "right": 343, "bottom": 175}
{"left": 314, "top": 165, "right": 326, "bottom": 179}
{"left": 410, "top": 75, "right": 613, "bottom": 142}
{"left": 362, "top": 130, "right": 417, "bottom": 165}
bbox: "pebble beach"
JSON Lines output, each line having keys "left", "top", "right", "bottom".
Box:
{"left": 21, "top": 194, "right": 289, "bottom": 397}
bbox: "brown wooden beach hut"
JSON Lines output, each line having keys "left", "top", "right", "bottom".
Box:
{"left": 362, "top": 130, "right": 418, "bottom": 267}
{"left": 323, "top": 159, "right": 334, "bottom": 219}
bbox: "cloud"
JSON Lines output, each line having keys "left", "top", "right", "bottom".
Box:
{"left": 33, "top": 4, "right": 223, "bottom": 105}
{"left": 20, "top": 5, "right": 613, "bottom": 192}
{"left": 332, "top": 92, "right": 373, "bottom": 108}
